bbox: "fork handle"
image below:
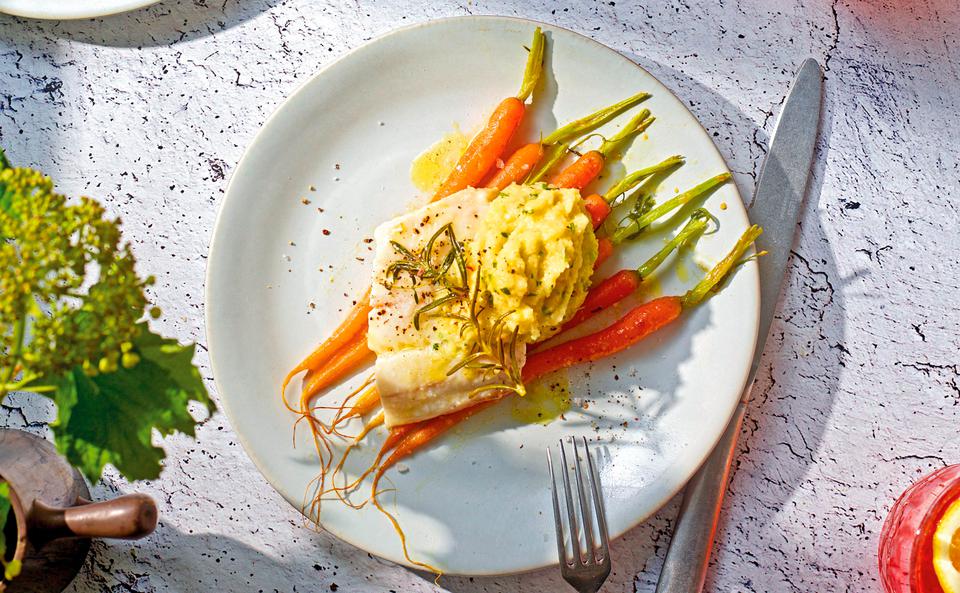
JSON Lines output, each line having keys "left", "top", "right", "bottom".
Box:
{"left": 655, "top": 390, "right": 750, "bottom": 593}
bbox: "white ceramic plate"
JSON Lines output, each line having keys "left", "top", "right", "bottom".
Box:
{"left": 206, "top": 16, "right": 759, "bottom": 575}
{"left": 0, "top": 0, "right": 159, "bottom": 19}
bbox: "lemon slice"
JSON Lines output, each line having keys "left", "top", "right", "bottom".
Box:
{"left": 933, "top": 498, "right": 960, "bottom": 593}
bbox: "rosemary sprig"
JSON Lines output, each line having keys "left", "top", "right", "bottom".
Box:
{"left": 445, "top": 266, "right": 526, "bottom": 398}
{"left": 385, "top": 222, "right": 470, "bottom": 326}
{"left": 386, "top": 225, "right": 526, "bottom": 397}
{"left": 385, "top": 222, "right": 468, "bottom": 291}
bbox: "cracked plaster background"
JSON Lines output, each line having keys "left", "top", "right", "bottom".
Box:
{"left": 1, "top": 0, "right": 958, "bottom": 591}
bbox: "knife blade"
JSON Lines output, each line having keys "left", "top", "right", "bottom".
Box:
{"left": 655, "top": 58, "right": 823, "bottom": 593}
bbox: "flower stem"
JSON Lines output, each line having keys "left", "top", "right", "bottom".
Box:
{"left": 0, "top": 311, "right": 26, "bottom": 403}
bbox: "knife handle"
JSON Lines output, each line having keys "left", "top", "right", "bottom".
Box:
{"left": 655, "top": 387, "right": 751, "bottom": 593}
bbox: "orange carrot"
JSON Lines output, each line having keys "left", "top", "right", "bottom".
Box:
{"left": 340, "top": 384, "right": 381, "bottom": 420}
{"left": 548, "top": 150, "right": 605, "bottom": 190}
{"left": 492, "top": 92, "right": 654, "bottom": 191}
{"left": 563, "top": 269, "right": 640, "bottom": 331}
{"left": 379, "top": 422, "right": 419, "bottom": 455}
{"left": 595, "top": 237, "right": 614, "bottom": 269}
{"left": 583, "top": 193, "right": 611, "bottom": 229}
{"left": 432, "top": 97, "right": 526, "bottom": 201}
{"left": 282, "top": 289, "right": 370, "bottom": 408}
{"left": 483, "top": 142, "right": 544, "bottom": 191}
{"left": 523, "top": 296, "right": 683, "bottom": 381}
{"left": 431, "top": 28, "right": 545, "bottom": 202}
{"left": 526, "top": 96, "right": 652, "bottom": 185}
{"left": 300, "top": 329, "right": 374, "bottom": 400}
{"left": 548, "top": 110, "right": 656, "bottom": 191}
{"left": 377, "top": 399, "right": 499, "bottom": 476}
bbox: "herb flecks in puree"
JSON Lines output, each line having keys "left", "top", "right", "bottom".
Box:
{"left": 474, "top": 183, "right": 598, "bottom": 344}
{"left": 369, "top": 182, "right": 598, "bottom": 427}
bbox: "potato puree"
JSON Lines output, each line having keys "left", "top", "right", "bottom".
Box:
{"left": 472, "top": 183, "right": 598, "bottom": 343}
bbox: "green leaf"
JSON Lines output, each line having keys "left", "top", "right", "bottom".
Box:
{"left": 0, "top": 146, "right": 10, "bottom": 214}
{"left": 0, "top": 482, "right": 10, "bottom": 559}
{"left": 48, "top": 323, "right": 214, "bottom": 483}
{"left": 0, "top": 482, "right": 19, "bottom": 582}
{"left": 4, "top": 559, "right": 20, "bottom": 581}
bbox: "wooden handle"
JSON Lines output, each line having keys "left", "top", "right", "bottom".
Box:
{"left": 29, "top": 493, "right": 158, "bottom": 542}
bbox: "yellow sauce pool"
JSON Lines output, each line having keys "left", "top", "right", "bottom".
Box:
{"left": 410, "top": 128, "right": 469, "bottom": 194}
{"left": 511, "top": 373, "right": 572, "bottom": 425}
{"left": 675, "top": 259, "right": 689, "bottom": 283}
{"left": 641, "top": 274, "right": 663, "bottom": 298}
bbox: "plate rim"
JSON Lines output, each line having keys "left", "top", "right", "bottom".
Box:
{"left": 205, "top": 14, "right": 760, "bottom": 576}
{"left": 0, "top": 0, "right": 159, "bottom": 20}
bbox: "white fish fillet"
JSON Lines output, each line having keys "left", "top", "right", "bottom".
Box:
{"left": 368, "top": 187, "right": 525, "bottom": 427}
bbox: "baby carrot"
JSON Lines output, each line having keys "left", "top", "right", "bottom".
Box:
{"left": 432, "top": 98, "right": 526, "bottom": 201}
{"left": 483, "top": 142, "right": 543, "bottom": 191}
{"left": 583, "top": 194, "right": 611, "bottom": 228}
{"left": 565, "top": 211, "right": 710, "bottom": 331}
{"left": 526, "top": 92, "right": 652, "bottom": 184}
{"left": 523, "top": 296, "right": 683, "bottom": 380}
{"left": 376, "top": 398, "right": 499, "bottom": 475}
{"left": 486, "top": 92, "right": 655, "bottom": 191}
{"left": 548, "top": 150, "right": 605, "bottom": 190}
{"left": 595, "top": 237, "right": 614, "bottom": 269}
{"left": 548, "top": 111, "right": 655, "bottom": 190}
{"left": 432, "top": 28, "right": 545, "bottom": 201}
{"left": 300, "top": 328, "right": 374, "bottom": 401}
{"left": 346, "top": 384, "right": 381, "bottom": 418}
{"left": 282, "top": 289, "right": 370, "bottom": 410}
{"left": 333, "top": 383, "right": 382, "bottom": 427}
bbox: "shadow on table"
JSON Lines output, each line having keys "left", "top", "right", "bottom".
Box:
{"left": 699, "top": 58, "right": 866, "bottom": 591}
{"left": 4, "top": 0, "right": 280, "bottom": 48}
{"left": 66, "top": 520, "right": 355, "bottom": 593}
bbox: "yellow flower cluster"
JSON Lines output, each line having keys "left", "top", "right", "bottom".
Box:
{"left": 0, "top": 166, "right": 153, "bottom": 382}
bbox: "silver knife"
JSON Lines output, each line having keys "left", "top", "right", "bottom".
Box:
{"left": 655, "top": 58, "right": 823, "bottom": 593}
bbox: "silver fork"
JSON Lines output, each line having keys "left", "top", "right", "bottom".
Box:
{"left": 547, "top": 437, "right": 611, "bottom": 593}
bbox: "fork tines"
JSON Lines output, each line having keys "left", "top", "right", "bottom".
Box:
{"left": 547, "top": 437, "right": 611, "bottom": 592}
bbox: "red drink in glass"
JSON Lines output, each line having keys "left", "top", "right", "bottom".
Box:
{"left": 879, "top": 464, "right": 960, "bottom": 593}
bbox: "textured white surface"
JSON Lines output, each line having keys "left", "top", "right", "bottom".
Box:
{"left": 0, "top": 1, "right": 958, "bottom": 591}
